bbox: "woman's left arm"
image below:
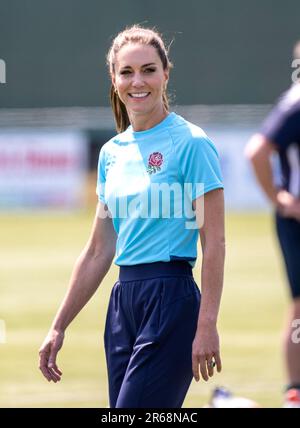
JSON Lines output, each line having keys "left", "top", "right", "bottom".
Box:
{"left": 192, "top": 188, "right": 225, "bottom": 382}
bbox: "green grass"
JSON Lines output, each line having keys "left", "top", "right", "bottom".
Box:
{"left": 0, "top": 211, "right": 289, "bottom": 408}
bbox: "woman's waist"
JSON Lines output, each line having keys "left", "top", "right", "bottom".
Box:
{"left": 118, "top": 260, "right": 194, "bottom": 281}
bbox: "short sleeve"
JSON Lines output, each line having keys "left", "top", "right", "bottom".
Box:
{"left": 175, "top": 134, "right": 224, "bottom": 201}
{"left": 96, "top": 147, "right": 106, "bottom": 204}
{"left": 261, "top": 102, "right": 300, "bottom": 149}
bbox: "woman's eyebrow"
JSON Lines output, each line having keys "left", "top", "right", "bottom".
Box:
{"left": 120, "top": 62, "right": 157, "bottom": 70}
{"left": 142, "top": 63, "right": 156, "bottom": 67}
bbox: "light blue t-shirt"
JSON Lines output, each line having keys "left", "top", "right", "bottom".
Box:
{"left": 96, "top": 112, "right": 223, "bottom": 267}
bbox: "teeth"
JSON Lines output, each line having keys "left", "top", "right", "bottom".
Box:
{"left": 130, "top": 93, "right": 149, "bottom": 98}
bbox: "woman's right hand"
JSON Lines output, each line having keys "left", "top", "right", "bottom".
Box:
{"left": 39, "top": 329, "right": 65, "bottom": 382}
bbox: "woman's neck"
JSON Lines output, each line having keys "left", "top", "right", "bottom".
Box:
{"left": 129, "top": 106, "right": 169, "bottom": 132}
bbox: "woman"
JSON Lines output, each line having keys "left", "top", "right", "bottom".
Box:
{"left": 245, "top": 42, "right": 300, "bottom": 407}
{"left": 39, "top": 25, "right": 225, "bottom": 408}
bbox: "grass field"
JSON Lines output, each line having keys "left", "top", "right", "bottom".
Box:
{"left": 0, "top": 209, "right": 289, "bottom": 408}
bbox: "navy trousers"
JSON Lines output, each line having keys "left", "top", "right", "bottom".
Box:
{"left": 275, "top": 213, "right": 300, "bottom": 299}
{"left": 104, "top": 261, "right": 201, "bottom": 408}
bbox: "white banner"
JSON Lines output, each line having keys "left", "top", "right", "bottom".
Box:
{"left": 0, "top": 131, "right": 88, "bottom": 209}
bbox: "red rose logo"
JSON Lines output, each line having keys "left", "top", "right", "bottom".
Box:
{"left": 147, "top": 152, "right": 163, "bottom": 174}
{"left": 149, "top": 152, "right": 163, "bottom": 167}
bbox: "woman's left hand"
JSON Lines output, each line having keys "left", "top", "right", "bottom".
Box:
{"left": 277, "top": 190, "right": 300, "bottom": 221}
{"left": 192, "top": 324, "right": 222, "bottom": 382}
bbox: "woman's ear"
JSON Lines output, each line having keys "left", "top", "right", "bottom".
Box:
{"left": 111, "top": 74, "right": 116, "bottom": 90}
{"left": 164, "top": 70, "right": 169, "bottom": 88}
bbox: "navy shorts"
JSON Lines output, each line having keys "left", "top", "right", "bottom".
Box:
{"left": 104, "top": 260, "right": 201, "bottom": 408}
{"left": 275, "top": 213, "right": 300, "bottom": 299}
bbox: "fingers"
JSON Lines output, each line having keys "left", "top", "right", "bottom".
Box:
{"left": 199, "top": 355, "right": 209, "bottom": 381}
{"left": 192, "top": 353, "right": 222, "bottom": 382}
{"left": 192, "top": 353, "right": 200, "bottom": 382}
{"left": 39, "top": 344, "right": 63, "bottom": 383}
{"left": 48, "top": 353, "right": 63, "bottom": 382}
{"left": 207, "top": 357, "right": 215, "bottom": 378}
{"left": 39, "top": 348, "right": 52, "bottom": 382}
{"left": 39, "top": 353, "right": 62, "bottom": 382}
{"left": 192, "top": 353, "right": 209, "bottom": 382}
{"left": 214, "top": 351, "right": 222, "bottom": 373}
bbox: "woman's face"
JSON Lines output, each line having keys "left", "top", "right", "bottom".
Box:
{"left": 112, "top": 43, "right": 169, "bottom": 119}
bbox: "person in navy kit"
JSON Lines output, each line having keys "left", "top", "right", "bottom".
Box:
{"left": 38, "top": 25, "right": 225, "bottom": 408}
{"left": 246, "top": 41, "right": 300, "bottom": 407}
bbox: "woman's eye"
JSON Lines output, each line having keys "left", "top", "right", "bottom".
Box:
{"left": 119, "top": 68, "right": 156, "bottom": 75}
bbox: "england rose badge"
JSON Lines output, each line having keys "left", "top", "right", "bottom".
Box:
{"left": 146, "top": 152, "right": 163, "bottom": 174}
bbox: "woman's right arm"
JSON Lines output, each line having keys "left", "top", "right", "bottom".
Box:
{"left": 38, "top": 202, "right": 117, "bottom": 383}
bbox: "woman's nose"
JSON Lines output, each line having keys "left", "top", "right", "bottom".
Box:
{"left": 131, "top": 73, "right": 145, "bottom": 87}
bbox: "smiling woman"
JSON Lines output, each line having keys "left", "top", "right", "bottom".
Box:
{"left": 112, "top": 43, "right": 168, "bottom": 131}
{"left": 107, "top": 26, "right": 172, "bottom": 132}
{"left": 38, "top": 24, "right": 225, "bottom": 410}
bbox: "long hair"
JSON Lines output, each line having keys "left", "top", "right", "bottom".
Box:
{"left": 107, "top": 25, "right": 173, "bottom": 133}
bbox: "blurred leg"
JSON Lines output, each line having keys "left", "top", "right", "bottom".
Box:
{"left": 283, "top": 298, "right": 300, "bottom": 385}
{"left": 275, "top": 215, "right": 300, "bottom": 387}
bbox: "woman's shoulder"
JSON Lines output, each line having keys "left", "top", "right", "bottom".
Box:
{"left": 169, "top": 113, "right": 216, "bottom": 152}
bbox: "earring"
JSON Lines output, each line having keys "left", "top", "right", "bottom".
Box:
{"left": 114, "top": 87, "right": 118, "bottom": 94}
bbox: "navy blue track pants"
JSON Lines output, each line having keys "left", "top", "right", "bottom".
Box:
{"left": 275, "top": 213, "right": 300, "bottom": 299}
{"left": 104, "top": 261, "right": 201, "bottom": 408}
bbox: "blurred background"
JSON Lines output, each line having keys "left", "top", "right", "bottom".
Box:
{"left": 0, "top": 0, "right": 299, "bottom": 408}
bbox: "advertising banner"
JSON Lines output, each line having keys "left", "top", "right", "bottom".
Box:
{"left": 0, "top": 131, "right": 88, "bottom": 209}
